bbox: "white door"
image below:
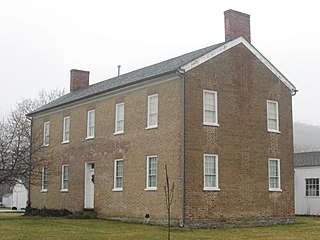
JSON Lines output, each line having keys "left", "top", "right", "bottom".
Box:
{"left": 84, "top": 162, "right": 95, "bottom": 209}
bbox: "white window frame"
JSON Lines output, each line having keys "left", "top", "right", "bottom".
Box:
{"left": 62, "top": 116, "right": 70, "bottom": 143}
{"left": 113, "top": 159, "right": 123, "bottom": 191}
{"left": 146, "top": 94, "right": 158, "bottom": 129}
{"left": 145, "top": 155, "right": 157, "bottom": 191}
{"left": 268, "top": 158, "right": 282, "bottom": 192}
{"left": 61, "top": 165, "right": 68, "bottom": 192}
{"left": 203, "top": 154, "right": 220, "bottom": 191}
{"left": 114, "top": 103, "right": 124, "bottom": 135}
{"left": 86, "top": 110, "right": 95, "bottom": 139}
{"left": 305, "top": 178, "right": 320, "bottom": 197}
{"left": 203, "top": 90, "right": 219, "bottom": 126}
{"left": 41, "top": 166, "right": 48, "bottom": 192}
{"left": 43, "top": 121, "right": 50, "bottom": 146}
{"left": 267, "top": 100, "right": 280, "bottom": 133}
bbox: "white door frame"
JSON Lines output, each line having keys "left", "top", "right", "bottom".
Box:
{"left": 84, "top": 162, "right": 95, "bottom": 209}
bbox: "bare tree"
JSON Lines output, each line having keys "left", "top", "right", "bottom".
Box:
{"left": 164, "top": 164, "right": 174, "bottom": 240}
{"left": 0, "top": 89, "right": 65, "bottom": 198}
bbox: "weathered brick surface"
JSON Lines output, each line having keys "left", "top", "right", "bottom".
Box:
{"left": 30, "top": 77, "right": 184, "bottom": 222}
{"left": 183, "top": 44, "right": 294, "bottom": 225}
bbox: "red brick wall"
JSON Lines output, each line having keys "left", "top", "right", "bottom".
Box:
{"left": 30, "top": 77, "right": 184, "bottom": 224}
{"left": 183, "top": 43, "right": 294, "bottom": 225}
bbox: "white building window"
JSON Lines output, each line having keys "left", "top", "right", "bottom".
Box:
{"left": 41, "top": 166, "right": 48, "bottom": 192}
{"left": 43, "top": 121, "right": 50, "bottom": 146}
{"left": 267, "top": 100, "right": 279, "bottom": 132}
{"left": 86, "top": 110, "right": 95, "bottom": 139}
{"left": 62, "top": 116, "right": 70, "bottom": 143}
{"left": 204, "top": 154, "right": 219, "bottom": 191}
{"left": 113, "top": 159, "right": 123, "bottom": 191}
{"left": 61, "top": 165, "right": 68, "bottom": 191}
{"left": 268, "top": 158, "right": 281, "bottom": 191}
{"left": 146, "top": 155, "right": 157, "bottom": 190}
{"left": 203, "top": 90, "right": 218, "bottom": 126}
{"left": 114, "top": 103, "right": 124, "bottom": 134}
{"left": 306, "top": 178, "right": 319, "bottom": 197}
{"left": 147, "top": 94, "right": 158, "bottom": 129}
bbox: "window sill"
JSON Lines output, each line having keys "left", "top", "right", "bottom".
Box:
{"left": 85, "top": 136, "right": 94, "bottom": 140}
{"left": 42, "top": 144, "right": 49, "bottom": 147}
{"left": 305, "top": 196, "right": 320, "bottom": 198}
{"left": 203, "top": 187, "right": 220, "bottom": 192}
{"left": 60, "top": 190, "right": 68, "bottom": 193}
{"left": 145, "top": 187, "right": 157, "bottom": 191}
{"left": 61, "top": 141, "right": 69, "bottom": 144}
{"left": 269, "top": 188, "right": 282, "bottom": 192}
{"left": 40, "top": 190, "right": 48, "bottom": 193}
{"left": 203, "top": 123, "right": 220, "bottom": 127}
{"left": 146, "top": 126, "right": 158, "bottom": 130}
{"left": 114, "top": 132, "right": 124, "bottom": 136}
{"left": 112, "top": 188, "right": 123, "bottom": 192}
{"left": 268, "top": 130, "right": 281, "bottom": 134}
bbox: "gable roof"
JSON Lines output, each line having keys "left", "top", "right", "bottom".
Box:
{"left": 29, "top": 37, "right": 296, "bottom": 117}
{"left": 294, "top": 152, "right": 320, "bottom": 167}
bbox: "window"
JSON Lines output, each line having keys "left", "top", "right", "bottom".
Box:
{"left": 204, "top": 154, "right": 219, "bottom": 190}
{"left": 268, "top": 158, "right": 281, "bottom": 191}
{"left": 113, "top": 159, "right": 123, "bottom": 191}
{"left": 203, "top": 90, "right": 218, "bottom": 126}
{"left": 62, "top": 116, "right": 70, "bottom": 143}
{"left": 146, "top": 155, "right": 157, "bottom": 190}
{"left": 43, "top": 121, "right": 50, "bottom": 146}
{"left": 61, "top": 165, "right": 68, "bottom": 191}
{"left": 267, "top": 100, "right": 279, "bottom": 132}
{"left": 306, "top": 178, "right": 319, "bottom": 197}
{"left": 41, "top": 166, "right": 48, "bottom": 192}
{"left": 86, "top": 110, "right": 95, "bottom": 139}
{"left": 147, "top": 94, "right": 158, "bottom": 129}
{"left": 114, "top": 103, "right": 124, "bottom": 134}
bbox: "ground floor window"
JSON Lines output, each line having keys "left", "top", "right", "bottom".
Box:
{"left": 306, "top": 178, "right": 319, "bottom": 196}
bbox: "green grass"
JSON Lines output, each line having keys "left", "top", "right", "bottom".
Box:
{"left": 1, "top": 216, "right": 320, "bottom": 240}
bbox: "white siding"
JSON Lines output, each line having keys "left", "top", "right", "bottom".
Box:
{"left": 295, "top": 166, "right": 320, "bottom": 215}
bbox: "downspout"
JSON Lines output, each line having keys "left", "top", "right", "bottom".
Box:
{"left": 176, "top": 68, "right": 185, "bottom": 227}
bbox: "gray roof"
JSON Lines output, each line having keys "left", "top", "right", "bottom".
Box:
{"left": 29, "top": 42, "right": 224, "bottom": 116}
{"left": 294, "top": 152, "right": 320, "bottom": 167}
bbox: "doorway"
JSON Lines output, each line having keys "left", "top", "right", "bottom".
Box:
{"left": 84, "top": 162, "right": 95, "bottom": 209}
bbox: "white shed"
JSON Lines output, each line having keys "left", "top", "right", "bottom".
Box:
{"left": 294, "top": 152, "right": 320, "bottom": 215}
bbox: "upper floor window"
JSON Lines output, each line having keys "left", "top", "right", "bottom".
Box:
{"left": 268, "top": 158, "right": 281, "bottom": 191}
{"left": 41, "top": 166, "right": 48, "bottom": 192}
{"left": 146, "top": 155, "right": 157, "bottom": 190}
{"left": 203, "top": 90, "right": 218, "bottom": 126}
{"left": 147, "top": 94, "right": 158, "bottom": 129}
{"left": 62, "top": 116, "right": 70, "bottom": 143}
{"left": 306, "top": 178, "right": 319, "bottom": 197}
{"left": 204, "top": 154, "right": 219, "bottom": 191}
{"left": 86, "top": 110, "right": 95, "bottom": 139}
{"left": 115, "top": 103, "right": 124, "bottom": 134}
{"left": 43, "top": 121, "right": 50, "bottom": 146}
{"left": 113, "top": 159, "right": 123, "bottom": 191}
{"left": 267, "top": 100, "right": 279, "bottom": 132}
{"left": 61, "top": 165, "right": 68, "bottom": 191}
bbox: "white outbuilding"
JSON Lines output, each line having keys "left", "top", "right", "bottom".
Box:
{"left": 295, "top": 152, "right": 320, "bottom": 215}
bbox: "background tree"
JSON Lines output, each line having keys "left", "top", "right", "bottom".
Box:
{"left": 0, "top": 89, "right": 65, "bottom": 196}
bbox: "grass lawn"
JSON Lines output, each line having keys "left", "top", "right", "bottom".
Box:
{"left": 1, "top": 215, "right": 320, "bottom": 240}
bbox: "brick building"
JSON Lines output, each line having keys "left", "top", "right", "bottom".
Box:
{"left": 28, "top": 10, "right": 297, "bottom": 227}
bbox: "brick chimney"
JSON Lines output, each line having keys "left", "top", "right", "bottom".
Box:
{"left": 70, "top": 69, "right": 90, "bottom": 92}
{"left": 224, "top": 9, "right": 251, "bottom": 43}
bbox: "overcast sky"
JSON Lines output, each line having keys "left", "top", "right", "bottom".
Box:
{"left": 1, "top": 0, "right": 319, "bottom": 126}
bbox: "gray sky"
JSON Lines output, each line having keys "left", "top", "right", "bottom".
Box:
{"left": 1, "top": 0, "right": 319, "bottom": 126}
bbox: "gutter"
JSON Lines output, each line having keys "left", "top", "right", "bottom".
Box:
{"left": 176, "top": 68, "right": 185, "bottom": 227}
